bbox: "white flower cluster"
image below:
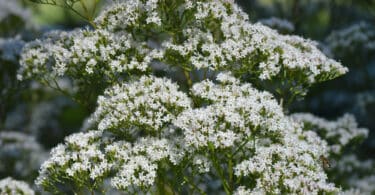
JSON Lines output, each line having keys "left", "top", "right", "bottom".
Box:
{"left": 174, "top": 73, "right": 336, "bottom": 194}
{"left": 108, "top": 137, "right": 179, "bottom": 190}
{"left": 0, "top": 131, "right": 46, "bottom": 179}
{"left": 18, "top": 29, "right": 160, "bottom": 83}
{"left": 175, "top": 72, "right": 285, "bottom": 150}
{"left": 19, "top": 0, "right": 347, "bottom": 101}
{"left": 234, "top": 132, "right": 335, "bottom": 194}
{"left": 192, "top": 155, "right": 211, "bottom": 173}
{"left": 259, "top": 17, "right": 295, "bottom": 34}
{"left": 326, "top": 22, "right": 375, "bottom": 57}
{"left": 0, "top": 177, "right": 34, "bottom": 195}
{"left": 36, "top": 130, "right": 111, "bottom": 191}
{"left": 291, "top": 113, "right": 368, "bottom": 154}
{"left": 92, "top": 75, "right": 191, "bottom": 134}
{"left": 30, "top": 0, "right": 354, "bottom": 194}
{"left": 96, "top": 0, "right": 163, "bottom": 30}
{"left": 38, "top": 72, "right": 338, "bottom": 194}
{"left": 160, "top": 1, "right": 347, "bottom": 82}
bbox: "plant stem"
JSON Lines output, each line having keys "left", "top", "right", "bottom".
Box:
{"left": 228, "top": 154, "right": 234, "bottom": 190}
{"left": 183, "top": 70, "right": 193, "bottom": 88}
{"left": 209, "top": 148, "right": 231, "bottom": 194}
{"left": 183, "top": 176, "right": 206, "bottom": 195}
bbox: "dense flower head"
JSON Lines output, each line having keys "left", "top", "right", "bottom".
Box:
{"left": 18, "top": 0, "right": 348, "bottom": 105}
{"left": 175, "top": 73, "right": 285, "bottom": 150}
{"left": 92, "top": 75, "right": 191, "bottom": 135}
{"left": 108, "top": 137, "right": 180, "bottom": 190}
{"left": 18, "top": 29, "right": 162, "bottom": 94}
{"left": 174, "top": 73, "right": 336, "bottom": 194}
{"left": 291, "top": 113, "right": 369, "bottom": 154}
{"left": 35, "top": 130, "right": 111, "bottom": 192}
{"left": 234, "top": 130, "right": 336, "bottom": 194}
{"left": 0, "top": 177, "right": 35, "bottom": 195}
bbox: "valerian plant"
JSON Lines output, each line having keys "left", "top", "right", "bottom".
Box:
{"left": 17, "top": 0, "right": 372, "bottom": 194}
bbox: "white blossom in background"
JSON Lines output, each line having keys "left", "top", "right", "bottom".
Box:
{"left": 353, "top": 92, "right": 375, "bottom": 119}
{"left": 0, "top": 0, "right": 33, "bottom": 30}
{"left": 36, "top": 130, "right": 112, "bottom": 192}
{"left": 333, "top": 154, "right": 375, "bottom": 194}
{"left": 259, "top": 17, "right": 295, "bottom": 34}
{"left": 0, "top": 37, "right": 25, "bottom": 99}
{"left": 326, "top": 22, "right": 375, "bottom": 57}
{"left": 0, "top": 131, "right": 46, "bottom": 179}
{"left": 339, "top": 188, "right": 362, "bottom": 195}
{"left": 348, "top": 175, "right": 375, "bottom": 195}
{"left": 0, "top": 0, "right": 29, "bottom": 20}
{"left": 291, "top": 113, "right": 368, "bottom": 154}
{"left": 335, "top": 154, "right": 374, "bottom": 173}
{"left": 0, "top": 37, "right": 24, "bottom": 63}
{"left": 0, "top": 177, "right": 35, "bottom": 195}
{"left": 92, "top": 75, "right": 191, "bottom": 135}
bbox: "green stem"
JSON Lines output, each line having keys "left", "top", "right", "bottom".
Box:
{"left": 232, "top": 136, "right": 253, "bottom": 156}
{"left": 209, "top": 148, "right": 231, "bottom": 194}
{"left": 183, "top": 70, "right": 193, "bottom": 88}
{"left": 157, "top": 165, "right": 166, "bottom": 195}
{"left": 183, "top": 176, "right": 206, "bottom": 195}
{"left": 79, "top": 0, "right": 90, "bottom": 18}
{"left": 227, "top": 154, "right": 234, "bottom": 190}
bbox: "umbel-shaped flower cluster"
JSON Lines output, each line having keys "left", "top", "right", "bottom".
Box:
{"left": 37, "top": 73, "right": 337, "bottom": 194}
{"left": 18, "top": 0, "right": 347, "bottom": 107}
{"left": 19, "top": 0, "right": 367, "bottom": 194}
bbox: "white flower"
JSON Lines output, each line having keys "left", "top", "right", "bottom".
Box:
{"left": 291, "top": 113, "right": 368, "bottom": 154}
{"left": 0, "top": 131, "right": 46, "bottom": 178}
{"left": 0, "top": 177, "right": 34, "bottom": 195}
{"left": 92, "top": 75, "right": 191, "bottom": 134}
{"left": 36, "top": 131, "right": 112, "bottom": 190}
